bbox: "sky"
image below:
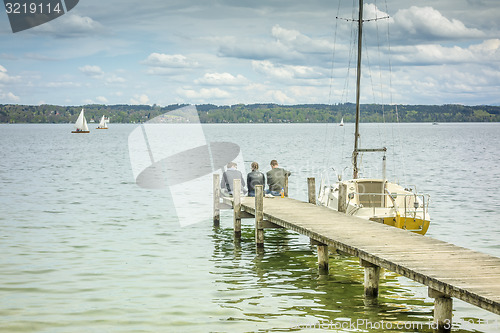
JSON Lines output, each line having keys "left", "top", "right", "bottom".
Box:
{"left": 0, "top": 0, "right": 499, "bottom": 106}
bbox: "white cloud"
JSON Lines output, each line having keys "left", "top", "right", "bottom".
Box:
{"left": 218, "top": 25, "right": 332, "bottom": 62}
{"left": 105, "top": 75, "right": 126, "bottom": 84}
{"left": 393, "top": 6, "right": 484, "bottom": 40}
{"left": 177, "top": 87, "right": 230, "bottom": 100}
{"left": 252, "top": 60, "right": 322, "bottom": 80}
{"left": 392, "top": 39, "right": 500, "bottom": 66}
{"left": 79, "top": 65, "right": 104, "bottom": 78}
{"left": 143, "top": 53, "right": 199, "bottom": 68}
{"left": 79, "top": 66, "right": 126, "bottom": 86}
{"left": 96, "top": 96, "right": 109, "bottom": 103}
{"left": 46, "top": 81, "right": 82, "bottom": 88}
{"left": 32, "top": 14, "right": 104, "bottom": 37}
{"left": 194, "top": 72, "right": 248, "bottom": 86}
{"left": 1, "top": 91, "right": 20, "bottom": 102}
{"left": 0, "top": 65, "right": 20, "bottom": 84}
{"left": 130, "top": 94, "right": 150, "bottom": 105}
{"left": 271, "top": 25, "right": 332, "bottom": 54}
{"left": 469, "top": 39, "right": 500, "bottom": 59}
{"left": 263, "top": 90, "right": 295, "bottom": 104}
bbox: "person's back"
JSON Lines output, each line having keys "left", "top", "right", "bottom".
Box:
{"left": 247, "top": 162, "right": 265, "bottom": 197}
{"left": 221, "top": 162, "right": 246, "bottom": 195}
{"left": 266, "top": 160, "right": 291, "bottom": 194}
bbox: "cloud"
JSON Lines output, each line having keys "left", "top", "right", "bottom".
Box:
{"left": 143, "top": 53, "right": 200, "bottom": 76}
{"left": 31, "top": 14, "right": 104, "bottom": 37}
{"left": 1, "top": 91, "right": 20, "bottom": 102}
{"left": 252, "top": 60, "right": 322, "bottom": 80}
{"left": 393, "top": 6, "right": 484, "bottom": 41}
{"left": 130, "top": 94, "right": 150, "bottom": 105}
{"left": 79, "top": 65, "right": 126, "bottom": 85}
{"left": 263, "top": 90, "right": 295, "bottom": 104}
{"left": 392, "top": 38, "right": 500, "bottom": 66}
{"left": 143, "top": 53, "right": 199, "bottom": 68}
{"left": 0, "top": 65, "right": 20, "bottom": 84}
{"left": 105, "top": 75, "right": 126, "bottom": 84}
{"left": 218, "top": 41, "right": 294, "bottom": 61}
{"left": 194, "top": 72, "right": 248, "bottom": 86}
{"left": 96, "top": 96, "right": 109, "bottom": 103}
{"left": 217, "top": 25, "right": 332, "bottom": 63}
{"left": 79, "top": 65, "right": 104, "bottom": 78}
{"left": 46, "top": 81, "right": 82, "bottom": 88}
{"left": 469, "top": 39, "right": 500, "bottom": 59}
{"left": 271, "top": 25, "right": 332, "bottom": 54}
{"left": 177, "top": 87, "right": 230, "bottom": 100}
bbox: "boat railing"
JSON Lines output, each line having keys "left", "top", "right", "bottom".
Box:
{"left": 351, "top": 191, "right": 430, "bottom": 217}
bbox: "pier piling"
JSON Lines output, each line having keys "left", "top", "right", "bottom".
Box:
{"left": 429, "top": 288, "right": 453, "bottom": 333}
{"left": 255, "top": 185, "right": 264, "bottom": 248}
{"left": 360, "top": 259, "right": 381, "bottom": 298}
{"left": 307, "top": 177, "right": 316, "bottom": 205}
{"left": 213, "top": 174, "right": 220, "bottom": 227}
{"left": 233, "top": 179, "right": 242, "bottom": 239}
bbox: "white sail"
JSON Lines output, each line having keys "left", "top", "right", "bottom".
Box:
{"left": 82, "top": 114, "right": 89, "bottom": 131}
{"left": 339, "top": 117, "right": 344, "bottom": 126}
{"left": 98, "top": 115, "right": 108, "bottom": 128}
{"left": 74, "top": 109, "right": 89, "bottom": 132}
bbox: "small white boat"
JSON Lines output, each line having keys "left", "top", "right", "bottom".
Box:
{"left": 71, "top": 109, "right": 90, "bottom": 133}
{"left": 96, "top": 115, "right": 109, "bottom": 129}
{"left": 339, "top": 117, "right": 344, "bottom": 126}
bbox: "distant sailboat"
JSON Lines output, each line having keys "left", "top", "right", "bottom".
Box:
{"left": 339, "top": 117, "right": 344, "bottom": 126}
{"left": 72, "top": 109, "right": 90, "bottom": 133}
{"left": 96, "top": 115, "right": 109, "bottom": 129}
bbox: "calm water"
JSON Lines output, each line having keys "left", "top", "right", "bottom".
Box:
{"left": 1, "top": 122, "right": 499, "bottom": 332}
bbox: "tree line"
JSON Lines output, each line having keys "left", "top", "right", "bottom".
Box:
{"left": 1, "top": 103, "right": 499, "bottom": 124}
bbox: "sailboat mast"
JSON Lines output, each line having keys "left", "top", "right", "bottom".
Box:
{"left": 353, "top": 0, "right": 363, "bottom": 179}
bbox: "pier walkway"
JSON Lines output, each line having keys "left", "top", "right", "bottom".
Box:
{"left": 213, "top": 175, "right": 500, "bottom": 332}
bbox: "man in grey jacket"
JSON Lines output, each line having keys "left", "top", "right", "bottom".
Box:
{"left": 220, "top": 162, "right": 246, "bottom": 196}
{"left": 266, "top": 159, "right": 291, "bottom": 196}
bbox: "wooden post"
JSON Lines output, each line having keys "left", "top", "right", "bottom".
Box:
{"left": 317, "top": 244, "right": 329, "bottom": 273}
{"left": 307, "top": 177, "right": 316, "bottom": 205}
{"left": 284, "top": 174, "right": 289, "bottom": 197}
{"left": 255, "top": 185, "right": 264, "bottom": 248}
{"left": 213, "top": 174, "right": 220, "bottom": 227}
{"left": 429, "top": 288, "right": 453, "bottom": 333}
{"left": 338, "top": 182, "right": 347, "bottom": 213}
{"left": 233, "top": 179, "right": 241, "bottom": 239}
{"left": 360, "top": 259, "right": 380, "bottom": 298}
{"left": 310, "top": 239, "right": 329, "bottom": 274}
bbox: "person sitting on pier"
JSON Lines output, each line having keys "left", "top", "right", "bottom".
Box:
{"left": 266, "top": 159, "right": 291, "bottom": 196}
{"left": 247, "top": 162, "right": 266, "bottom": 197}
{"left": 220, "top": 162, "right": 246, "bottom": 196}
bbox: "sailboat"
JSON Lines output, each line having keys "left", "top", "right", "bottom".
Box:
{"left": 339, "top": 117, "right": 344, "bottom": 126}
{"left": 317, "top": 0, "right": 430, "bottom": 235}
{"left": 71, "top": 109, "right": 90, "bottom": 133}
{"left": 96, "top": 115, "right": 109, "bottom": 129}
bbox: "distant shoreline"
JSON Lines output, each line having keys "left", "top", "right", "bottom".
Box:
{"left": 1, "top": 103, "right": 499, "bottom": 123}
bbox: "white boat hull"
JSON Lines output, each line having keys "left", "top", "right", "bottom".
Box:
{"left": 318, "top": 178, "right": 430, "bottom": 235}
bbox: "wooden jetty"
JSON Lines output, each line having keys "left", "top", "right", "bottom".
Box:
{"left": 213, "top": 174, "right": 500, "bottom": 332}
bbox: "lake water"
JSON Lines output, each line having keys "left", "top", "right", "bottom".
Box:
{"left": 1, "top": 122, "right": 499, "bottom": 332}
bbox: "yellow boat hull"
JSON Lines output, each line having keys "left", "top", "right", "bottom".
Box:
{"left": 374, "top": 215, "right": 430, "bottom": 235}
